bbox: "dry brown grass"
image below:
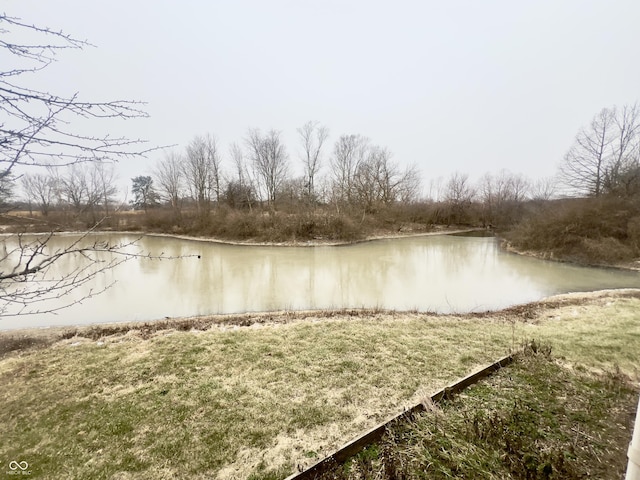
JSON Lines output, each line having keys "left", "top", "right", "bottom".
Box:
{"left": 0, "top": 292, "right": 639, "bottom": 479}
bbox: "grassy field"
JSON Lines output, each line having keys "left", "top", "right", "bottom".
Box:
{"left": 1, "top": 291, "right": 639, "bottom": 479}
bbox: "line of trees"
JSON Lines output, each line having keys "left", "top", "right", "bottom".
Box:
{"left": 6, "top": 77, "right": 638, "bottom": 232}
{"left": 20, "top": 163, "right": 119, "bottom": 220}
{"left": 422, "top": 170, "right": 555, "bottom": 227}
{"left": 424, "top": 102, "right": 640, "bottom": 227}
{"left": 127, "top": 123, "right": 423, "bottom": 218}
{"left": 55, "top": 101, "right": 640, "bottom": 228}
{"left": 11, "top": 103, "right": 640, "bottom": 234}
{"left": 8, "top": 123, "right": 425, "bottom": 225}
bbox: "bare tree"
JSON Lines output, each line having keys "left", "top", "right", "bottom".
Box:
{"left": 245, "top": 129, "right": 289, "bottom": 207}
{"left": 560, "top": 108, "right": 614, "bottom": 197}
{"left": 560, "top": 104, "right": 640, "bottom": 197}
{"left": 205, "top": 134, "right": 223, "bottom": 204}
{"left": 183, "top": 134, "right": 222, "bottom": 216}
{"left": 57, "top": 162, "right": 117, "bottom": 218}
{"left": 372, "top": 149, "right": 421, "bottom": 205}
{"left": 530, "top": 177, "right": 558, "bottom": 201}
{"left": 0, "top": 14, "right": 157, "bottom": 316}
{"left": 396, "top": 164, "right": 422, "bottom": 204}
{"left": 61, "top": 164, "right": 89, "bottom": 213}
{"left": 329, "top": 134, "right": 370, "bottom": 209}
{"left": 229, "top": 142, "right": 245, "bottom": 184}
{"left": 603, "top": 103, "right": 640, "bottom": 196}
{"left": 90, "top": 162, "right": 119, "bottom": 218}
{"left": 328, "top": 136, "right": 420, "bottom": 213}
{"left": 444, "top": 172, "right": 476, "bottom": 225}
{"left": 0, "top": 15, "right": 152, "bottom": 177}
{"left": 352, "top": 146, "right": 420, "bottom": 212}
{"left": 298, "top": 121, "right": 329, "bottom": 202}
{"left": 478, "top": 170, "right": 530, "bottom": 226}
{"left": 21, "top": 171, "right": 59, "bottom": 216}
{"left": 351, "top": 152, "right": 379, "bottom": 212}
{"left": 227, "top": 142, "right": 256, "bottom": 210}
{"left": 154, "top": 150, "right": 184, "bottom": 214}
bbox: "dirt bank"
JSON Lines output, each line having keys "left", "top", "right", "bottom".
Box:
{"left": 3, "top": 288, "right": 639, "bottom": 358}
{"left": 500, "top": 237, "right": 640, "bottom": 271}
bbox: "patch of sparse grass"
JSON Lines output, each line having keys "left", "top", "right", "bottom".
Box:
{"left": 517, "top": 297, "right": 640, "bottom": 373}
{"left": 0, "top": 294, "right": 639, "bottom": 478}
{"left": 320, "top": 346, "right": 638, "bottom": 479}
{"left": 0, "top": 334, "right": 53, "bottom": 356}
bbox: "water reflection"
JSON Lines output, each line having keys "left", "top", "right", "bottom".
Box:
{"left": 2, "top": 233, "right": 640, "bottom": 330}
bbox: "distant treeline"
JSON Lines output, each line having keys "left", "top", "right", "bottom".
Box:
{"left": 4, "top": 104, "right": 640, "bottom": 264}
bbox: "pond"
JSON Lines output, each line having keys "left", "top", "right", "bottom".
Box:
{"left": 2, "top": 233, "right": 640, "bottom": 330}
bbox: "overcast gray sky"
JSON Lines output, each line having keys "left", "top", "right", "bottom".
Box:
{"left": 6, "top": 0, "right": 640, "bottom": 197}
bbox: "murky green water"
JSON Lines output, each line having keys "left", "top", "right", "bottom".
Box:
{"left": 2, "top": 233, "right": 640, "bottom": 330}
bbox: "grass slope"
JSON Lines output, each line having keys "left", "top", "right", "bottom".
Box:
{"left": 1, "top": 292, "right": 639, "bottom": 479}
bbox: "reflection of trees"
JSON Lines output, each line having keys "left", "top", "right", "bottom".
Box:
{"left": 331, "top": 244, "right": 390, "bottom": 307}
{"left": 1, "top": 233, "right": 137, "bottom": 316}
{"left": 128, "top": 236, "right": 499, "bottom": 313}
{"left": 175, "top": 236, "right": 640, "bottom": 314}
{"left": 12, "top": 234, "right": 640, "bottom": 326}
{"left": 430, "top": 236, "right": 487, "bottom": 275}
{"left": 157, "top": 238, "right": 226, "bottom": 314}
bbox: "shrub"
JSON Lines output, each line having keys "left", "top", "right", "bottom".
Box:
{"left": 505, "top": 196, "right": 640, "bottom": 264}
{"left": 627, "top": 216, "right": 640, "bottom": 253}
{"left": 577, "top": 237, "right": 635, "bottom": 264}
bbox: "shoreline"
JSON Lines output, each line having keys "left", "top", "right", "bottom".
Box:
{"left": 144, "top": 226, "right": 485, "bottom": 247}
{"left": 0, "top": 225, "right": 487, "bottom": 247}
{"left": 6, "top": 227, "right": 639, "bottom": 271}
{"left": 500, "top": 238, "right": 640, "bottom": 272}
{"left": 3, "top": 288, "right": 640, "bottom": 356}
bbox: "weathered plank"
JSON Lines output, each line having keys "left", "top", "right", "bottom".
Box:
{"left": 284, "top": 352, "right": 515, "bottom": 480}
